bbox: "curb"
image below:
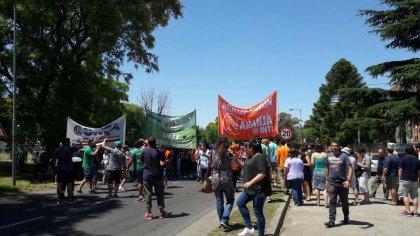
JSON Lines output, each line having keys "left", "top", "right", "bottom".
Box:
{"left": 272, "top": 194, "right": 290, "bottom": 236}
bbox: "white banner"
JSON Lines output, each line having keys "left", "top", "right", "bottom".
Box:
{"left": 66, "top": 116, "right": 126, "bottom": 148}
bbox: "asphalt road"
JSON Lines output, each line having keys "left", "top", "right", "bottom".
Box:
{"left": 0, "top": 179, "right": 215, "bottom": 236}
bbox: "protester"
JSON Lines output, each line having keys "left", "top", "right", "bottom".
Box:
{"left": 76, "top": 140, "right": 101, "bottom": 194}
{"left": 324, "top": 141, "right": 352, "bottom": 228}
{"left": 197, "top": 143, "right": 211, "bottom": 184}
{"left": 311, "top": 144, "right": 328, "bottom": 207}
{"left": 209, "top": 135, "right": 235, "bottom": 232}
{"left": 356, "top": 148, "right": 371, "bottom": 204}
{"left": 268, "top": 138, "right": 279, "bottom": 187}
{"left": 18, "top": 146, "right": 28, "bottom": 173}
{"left": 229, "top": 142, "right": 242, "bottom": 192}
{"left": 285, "top": 148, "right": 304, "bottom": 206}
{"left": 163, "top": 147, "right": 174, "bottom": 188}
{"left": 342, "top": 147, "right": 360, "bottom": 205}
{"left": 131, "top": 140, "right": 145, "bottom": 202}
{"left": 102, "top": 139, "right": 126, "bottom": 198}
{"left": 92, "top": 145, "right": 104, "bottom": 191}
{"left": 383, "top": 147, "right": 399, "bottom": 206}
{"left": 236, "top": 138, "right": 270, "bottom": 236}
{"left": 118, "top": 145, "right": 133, "bottom": 192}
{"left": 398, "top": 146, "right": 420, "bottom": 216}
{"left": 371, "top": 148, "right": 388, "bottom": 200}
{"left": 300, "top": 147, "right": 312, "bottom": 201}
{"left": 52, "top": 138, "right": 80, "bottom": 204}
{"left": 276, "top": 140, "right": 290, "bottom": 194}
{"left": 141, "top": 136, "right": 172, "bottom": 220}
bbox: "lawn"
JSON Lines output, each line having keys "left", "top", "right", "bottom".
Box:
{"left": 208, "top": 188, "right": 284, "bottom": 236}
{"left": 0, "top": 153, "right": 56, "bottom": 195}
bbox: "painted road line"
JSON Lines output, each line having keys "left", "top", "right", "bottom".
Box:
{"left": 0, "top": 216, "right": 45, "bottom": 230}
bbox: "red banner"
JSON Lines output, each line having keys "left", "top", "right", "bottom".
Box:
{"left": 218, "top": 92, "right": 278, "bottom": 140}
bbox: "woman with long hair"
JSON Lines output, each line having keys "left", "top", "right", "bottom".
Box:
{"left": 300, "top": 147, "right": 312, "bottom": 201}
{"left": 236, "top": 138, "right": 271, "bottom": 236}
{"left": 210, "top": 135, "right": 235, "bottom": 232}
{"left": 285, "top": 148, "right": 304, "bottom": 206}
{"left": 311, "top": 144, "right": 328, "bottom": 207}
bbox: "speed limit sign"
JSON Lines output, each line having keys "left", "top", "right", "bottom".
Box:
{"left": 280, "top": 127, "right": 294, "bottom": 141}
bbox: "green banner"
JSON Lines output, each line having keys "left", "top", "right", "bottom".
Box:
{"left": 144, "top": 110, "right": 197, "bottom": 149}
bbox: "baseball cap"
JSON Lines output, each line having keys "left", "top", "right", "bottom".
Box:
{"left": 115, "top": 140, "right": 122, "bottom": 147}
{"left": 341, "top": 147, "right": 351, "bottom": 155}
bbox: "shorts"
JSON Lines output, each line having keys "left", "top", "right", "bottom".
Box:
{"left": 398, "top": 180, "right": 419, "bottom": 199}
{"left": 385, "top": 176, "right": 398, "bottom": 190}
{"left": 93, "top": 167, "right": 99, "bottom": 179}
{"left": 83, "top": 168, "right": 94, "bottom": 180}
{"left": 349, "top": 176, "right": 357, "bottom": 190}
{"left": 270, "top": 162, "right": 278, "bottom": 173}
{"left": 136, "top": 169, "right": 144, "bottom": 184}
{"left": 107, "top": 170, "right": 122, "bottom": 185}
{"left": 358, "top": 176, "right": 369, "bottom": 193}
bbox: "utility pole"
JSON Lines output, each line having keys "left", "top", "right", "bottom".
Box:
{"left": 12, "top": 0, "right": 17, "bottom": 186}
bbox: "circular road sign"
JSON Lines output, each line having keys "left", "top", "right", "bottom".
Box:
{"left": 280, "top": 126, "right": 294, "bottom": 141}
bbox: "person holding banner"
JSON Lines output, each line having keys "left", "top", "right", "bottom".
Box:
{"left": 76, "top": 140, "right": 104, "bottom": 194}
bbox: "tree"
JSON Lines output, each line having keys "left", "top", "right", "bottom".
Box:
{"left": 307, "top": 59, "right": 365, "bottom": 145}
{"left": 0, "top": 1, "right": 182, "bottom": 147}
{"left": 123, "top": 103, "right": 145, "bottom": 145}
{"left": 339, "top": 1, "right": 420, "bottom": 144}
{"left": 139, "top": 87, "right": 172, "bottom": 115}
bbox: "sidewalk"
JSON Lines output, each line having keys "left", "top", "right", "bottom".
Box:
{"left": 281, "top": 182, "right": 420, "bottom": 236}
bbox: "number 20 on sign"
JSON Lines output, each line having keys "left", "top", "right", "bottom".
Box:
{"left": 280, "top": 127, "right": 294, "bottom": 141}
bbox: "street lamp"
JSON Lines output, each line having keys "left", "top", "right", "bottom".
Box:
{"left": 289, "top": 108, "right": 304, "bottom": 146}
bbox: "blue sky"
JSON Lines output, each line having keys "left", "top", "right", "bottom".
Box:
{"left": 122, "top": 0, "right": 416, "bottom": 127}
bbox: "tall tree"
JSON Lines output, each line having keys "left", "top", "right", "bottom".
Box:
{"left": 307, "top": 59, "right": 365, "bottom": 145}
{"left": 360, "top": 0, "right": 420, "bottom": 138}
{"left": 123, "top": 103, "right": 145, "bottom": 145}
{"left": 339, "top": 0, "right": 420, "bottom": 144}
{"left": 0, "top": 1, "right": 182, "bottom": 147}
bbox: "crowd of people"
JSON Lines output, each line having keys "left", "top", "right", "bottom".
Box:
{"left": 48, "top": 135, "right": 420, "bottom": 235}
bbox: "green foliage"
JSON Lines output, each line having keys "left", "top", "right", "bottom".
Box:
{"left": 199, "top": 117, "right": 219, "bottom": 145}
{"left": 307, "top": 59, "right": 365, "bottom": 145}
{"left": 123, "top": 103, "right": 145, "bottom": 145}
{"left": 0, "top": 1, "right": 183, "bottom": 147}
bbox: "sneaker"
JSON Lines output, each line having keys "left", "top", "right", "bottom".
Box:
{"left": 113, "top": 194, "right": 119, "bottom": 198}
{"left": 238, "top": 227, "right": 255, "bottom": 236}
{"left": 89, "top": 189, "right": 96, "bottom": 194}
{"left": 360, "top": 199, "right": 370, "bottom": 205}
{"left": 220, "top": 222, "right": 232, "bottom": 232}
{"left": 265, "top": 197, "right": 272, "bottom": 203}
{"left": 324, "top": 221, "right": 335, "bottom": 228}
{"left": 135, "top": 196, "right": 144, "bottom": 202}
{"left": 400, "top": 210, "right": 413, "bottom": 217}
{"left": 387, "top": 201, "right": 397, "bottom": 206}
{"left": 144, "top": 213, "right": 153, "bottom": 220}
{"left": 341, "top": 217, "right": 349, "bottom": 224}
{"left": 273, "top": 183, "right": 278, "bottom": 187}
{"left": 105, "top": 195, "right": 113, "bottom": 199}
{"left": 118, "top": 187, "right": 126, "bottom": 192}
{"left": 159, "top": 211, "right": 172, "bottom": 219}
{"left": 413, "top": 212, "right": 419, "bottom": 217}
{"left": 76, "top": 189, "right": 83, "bottom": 194}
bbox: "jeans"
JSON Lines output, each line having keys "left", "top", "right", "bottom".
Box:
{"left": 214, "top": 189, "right": 235, "bottom": 224}
{"left": 237, "top": 191, "right": 266, "bottom": 236}
{"left": 289, "top": 179, "right": 303, "bottom": 205}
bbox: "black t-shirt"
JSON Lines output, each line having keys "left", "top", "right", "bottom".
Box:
{"left": 243, "top": 153, "right": 268, "bottom": 196}
{"left": 399, "top": 155, "right": 420, "bottom": 182}
{"left": 383, "top": 155, "right": 399, "bottom": 177}
{"left": 141, "top": 146, "right": 165, "bottom": 181}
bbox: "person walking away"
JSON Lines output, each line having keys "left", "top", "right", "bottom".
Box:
{"left": 236, "top": 138, "right": 271, "bottom": 236}
{"left": 53, "top": 138, "right": 81, "bottom": 204}
{"left": 371, "top": 148, "right": 388, "bottom": 200}
{"left": 268, "top": 138, "right": 279, "bottom": 187}
{"left": 163, "top": 147, "right": 174, "bottom": 188}
{"left": 356, "top": 148, "right": 371, "bottom": 204}
{"left": 101, "top": 139, "right": 126, "bottom": 198}
{"left": 132, "top": 140, "right": 145, "bottom": 202}
{"left": 230, "top": 143, "right": 242, "bottom": 192}
{"left": 324, "top": 141, "right": 352, "bottom": 228}
{"left": 276, "top": 140, "right": 290, "bottom": 194}
{"left": 311, "top": 144, "right": 328, "bottom": 207}
{"left": 383, "top": 147, "right": 399, "bottom": 206}
{"left": 285, "top": 149, "right": 304, "bottom": 206}
{"left": 141, "top": 137, "right": 172, "bottom": 220}
{"left": 77, "top": 140, "right": 101, "bottom": 194}
{"left": 118, "top": 145, "right": 133, "bottom": 192}
{"left": 397, "top": 146, "right": 420, "bottom": 216}
{"left": 300, "top": 147, "right": 312, "bottom": 201}
{"left": 342, "top": 147, "right": 360, "bottom": 205}
{"left": 210, "top": 135, "right": 235, "bottom": 232}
